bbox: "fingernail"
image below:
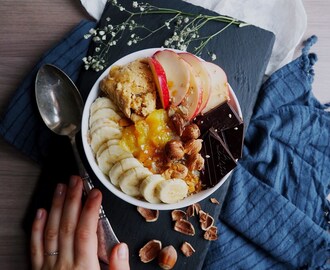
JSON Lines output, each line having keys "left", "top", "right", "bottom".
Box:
{"left": 55, "top": 183, "right": 65, "bottom": 196}
{"left": 69, "top": 176, "right": 79, "bottom": 187}
{"left": 117, "top": 243, "right": 128, "bottom": 260}
{"left": 89, "top": 189, "right": 100, "bottom": 199}
{"left": 35, "top": 209, "right": 44, "bottom": 220}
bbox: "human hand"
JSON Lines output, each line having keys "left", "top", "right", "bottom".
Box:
{"left": 31, "top": 175, "right": 130, "bottom": 270}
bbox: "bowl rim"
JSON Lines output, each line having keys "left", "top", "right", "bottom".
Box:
{"left": 81, "top": 47, "right": 242, "bottom": 210}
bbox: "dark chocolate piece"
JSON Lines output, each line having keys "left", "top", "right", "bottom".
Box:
{"left": 221, "top": 122, "right": 244, "bottom": 159}
{"left": 195, "top": 101, "right": 243, "bottom": 135}
{"left": 201, "top": 127, "right": 237, "bottom": 188}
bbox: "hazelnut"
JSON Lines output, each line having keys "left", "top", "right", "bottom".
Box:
{"left": 199, "top": 210, "right": 214, "bottom": 231}
{"left": 170, "top": 112, "right": 187, "bottom": 136}
{"left": 137, "top": 207, "right": 159, "bottom": 222}
{"left": 163, "top": 163, "right": 188, "bottom": 179}
{"left": 181, "top": 242, "right": 195, "bottom": 257}
{"left": 158, "top": 245, "right": 177, "bottom": 270}
{"left": 181, "top": 124, "right": 201, "bottom": 141}
{"left": 186, "top": 153, "right": 205, "bottom": 171}
{"left": 139, "top": 239, "right": 162, "bottom": 263}
{"left": 165, "top": 140, "right": 185, "bottom": 160}
{"left": 184, "top": 139, "right": 203, "bottom": 155}
{"left": 186, "top": 203, "right": 201, "bottom": 217}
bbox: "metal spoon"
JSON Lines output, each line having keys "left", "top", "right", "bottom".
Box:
{"left": 35, "top": 64, "right": 119, "bottom": 264}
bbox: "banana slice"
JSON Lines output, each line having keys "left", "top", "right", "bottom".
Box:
{"left": 140, "top": 174, "right": 165, "bottom": 203}
{"left": 90, "top": 97, "right": 118, "bottom": 114}
{"left": 90, "top": 126, "right": 122, "bottom": 153}
{"left": 89, "top": 108, "right": 122, "bottom": 127}
{"left": 96, "top": 139, "right": 120, "bottom": 158}
{"left": 90, "top": 118, "right": 120, "bottom": 134}
{"left": 119, "top": 167, "right": 152, "bottom": 196}
{"left": 109, "top": 157, "right": 143, "bottom": 186}
{"left": 106, "top": 144, "right": 133, "bottom": 164}
{"left": 156, "top": 179, "right": 188, "bottom": 204}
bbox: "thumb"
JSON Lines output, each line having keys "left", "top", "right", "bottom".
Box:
{"left": 109, "top": 243, "right": 130, "bottom": 270}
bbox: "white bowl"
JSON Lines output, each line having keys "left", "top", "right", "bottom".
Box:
{"left": 81, "top": 48, "right": 242, "bottom": 210}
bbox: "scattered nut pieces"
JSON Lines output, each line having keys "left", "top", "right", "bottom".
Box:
{"left": 210, "top": 198, "right": 220, "bottom": 205}
{"left": 137, "top": 207, "right": 159, "bottom": 222}
{"left": 174, "top": 219, "right": 195, "bottom": 236}
{"left": 171, "top": 210, "right": 187, "bottom": 221}
{"left": 186, "top": 203, "right": 201, "bottom": 217}
{"left": 181, "top": 123, "right": 201, "bottom": 141}
{"left": 199, "top": 210, "right": 214, "bottom": 231}
{"left": 184, "top": 139, "right": 203, "bottom": 155}
{"left": 139, "top": 239, "right": 162, "bottom": 263}
{"left": 170, "top": 112, "right": 187, "bottom": 136}
{"left": 204, "top": 225, "right": 218, "bottom": 241}
{"left": 163, "top": 163, "right": 188, "bottom": 179}
{"left": 158, "top": 245, "right": 177, "bottom": 270}
{"left": 186, "top": 153, "right": 205, "bottom": 171}
{"left": 181, "top": 242, "right": 195, "bottom": 257}
{"left": 165, "top": 140, "right": 185, "bottom": 160}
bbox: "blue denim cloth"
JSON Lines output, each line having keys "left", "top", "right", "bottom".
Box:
{"left": 203, "top": 36, "right": 330, "bottom": 270}
{"left": 0, "top": 21, "right": 329, "bottom": 269}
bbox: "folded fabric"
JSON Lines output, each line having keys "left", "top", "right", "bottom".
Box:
{"left": 203, "top": 36, "right": 330, "bottom": 269}
{"left": 0, "top": 20, "right": 96, "bottom": 163}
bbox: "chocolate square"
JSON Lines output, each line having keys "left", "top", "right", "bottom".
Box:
{"left": 221, "top": 122, "right": 244, "bottom": 159}
{"left": 195, "top": 101, "right": 243, "bottom": 135}
{"left": 201, "top": 127, "right": 237, "bottom": 188}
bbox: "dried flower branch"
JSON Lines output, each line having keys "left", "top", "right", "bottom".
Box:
{"left": 83, "top": 0, "right": 245, "bottom": 71}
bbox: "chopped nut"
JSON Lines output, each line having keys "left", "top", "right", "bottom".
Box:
{"left": 170, "top": 112, "right": 187, "bottom": 136}
{"left": 174, "top": 219, "right": 195, "bottom": 236}
{"left": 163, "top": 163, "right": 188, "bottom": 179}
{"left": 184, "top": 139, "right": 203, "bottom": 155}
{"left": 137, "top": 207, "right": 159, "bottom": 222}
{"left": 139, "top": 239, "right": 162, "bottom": 263}
{"left": 181, "top": 123, "right": 201, "bottom": 141}
{"left": 204, "top": 225, "right": 218, "bottom": 241}
{"left": 158, "top": 245, "right": 177, "bottom": 270}
{"left": 181, "top": 242, "right": 195, "bottom": 257}
{"left": 165, "top": 140, "right": 185, "bottom": 161}
{"left": 186, "top": 153, "right": 205, "bottom": 171}
{"left": 210, "top": 198, "right": 220, "bottom": 205}
{"left": 171, "top": 210, "right": 187, "bottom": 221}
{"left": 194, "top": 203, "right": 202, "bottom": 213}
{"left": 199, "top": 210, "right": 214, "bottom": 231}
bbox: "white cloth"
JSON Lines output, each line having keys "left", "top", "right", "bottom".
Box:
{"left": 80, "top": 0, "right": 307, "bottom": 76}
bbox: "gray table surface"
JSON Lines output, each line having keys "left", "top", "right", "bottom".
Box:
{"left": 0, "top": 0, "right": 329, "bottom": 269}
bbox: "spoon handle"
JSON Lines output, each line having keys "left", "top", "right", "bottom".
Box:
{"left": 71, "top": 136, "right": 120, "bottom": 264}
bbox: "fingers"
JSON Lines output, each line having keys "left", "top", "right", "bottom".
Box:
{"left": 109, "top": 243, "right": 130, "bottom": 270}
{"left": 31, "top": 209, "right": 47, "bottom": 270}
{"left": 43, "top": 183, "right": 67, "bottom": 266}
{"left": 58, "top": 176, "right": 83, "bottom": 263}
{"left": 74, "top": 188, "right": 102, "bottom": 267}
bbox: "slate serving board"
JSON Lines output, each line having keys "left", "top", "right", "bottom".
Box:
{"left": 24, "top": 0, "right": 274, "bottom": 269}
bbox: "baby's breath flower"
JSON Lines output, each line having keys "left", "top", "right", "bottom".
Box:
{"left": 83, "top": 1, "right": 240, "bottom": 71}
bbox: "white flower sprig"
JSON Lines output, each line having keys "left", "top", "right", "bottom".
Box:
{"left": 83, "top": 0, "right": 244, "bottom": 71}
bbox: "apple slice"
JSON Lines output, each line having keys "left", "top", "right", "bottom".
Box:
{"left": 202, "top": 62, "right": 229, "bottom": 114}
{"left": 147, "top": 57, "right": 170, "bottom": 109}
{"left": 179, "top": 52, "right": 211, "bottom": 115}
{"left": 153, "top": 50, "right": 190, "bottom": 106}
{"left": 179, "top": 63, "right": 203, "bottom": 120}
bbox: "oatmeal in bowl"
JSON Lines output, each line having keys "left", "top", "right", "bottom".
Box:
{"left": 81, "top": 48, "right": 243, "bottom": 210}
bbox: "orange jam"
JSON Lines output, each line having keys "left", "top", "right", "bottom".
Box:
{"left": 119, "top": 109, "right": 176, "bottom": 172}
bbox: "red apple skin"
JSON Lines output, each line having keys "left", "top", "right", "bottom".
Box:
{"left": 179, "top": 52, "right": 211, "bottom": 115}
{"left": 148, "top": 57, "right": 170, "bottom": 109}
{"left": 153, "top": 50, "right": 190, "bottom": 106}
{"left": 179, "top": 63, "right": 203, "bottom": 120}
{"left": 202, "top": 61, "right": 229, "bottom": 114}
